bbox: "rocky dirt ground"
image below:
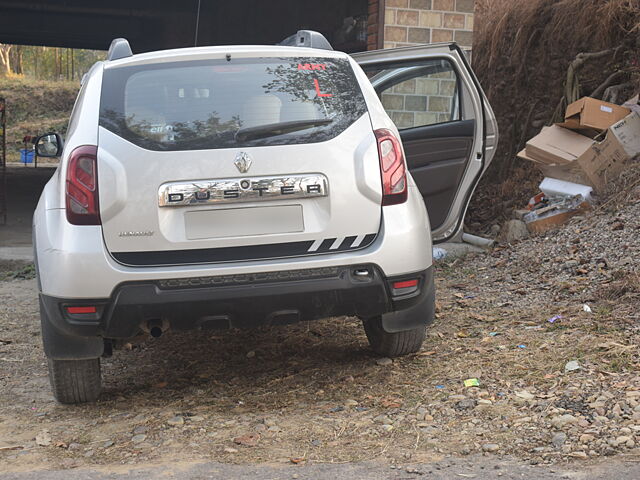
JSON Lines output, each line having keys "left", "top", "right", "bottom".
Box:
{"left": 1, "top": 186, "right": 639, "bottom": 476}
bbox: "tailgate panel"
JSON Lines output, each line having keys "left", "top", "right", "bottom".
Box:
{"left": 185, "top": 205, "right": 303, "bottom": 240}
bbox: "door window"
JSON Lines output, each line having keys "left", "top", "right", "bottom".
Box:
{"left": 370, "top": 59, "right": 460, "bottom": 130}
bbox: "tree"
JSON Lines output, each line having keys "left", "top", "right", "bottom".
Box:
{"left": 0, "top": 44, "right": 13, "bottom": 75}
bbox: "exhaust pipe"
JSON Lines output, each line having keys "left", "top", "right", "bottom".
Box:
{"left": 141, "top": 319, "right": 169, "bottom": 338}
{"left": 150, "top": 325, "right": 163, "bottom": 338}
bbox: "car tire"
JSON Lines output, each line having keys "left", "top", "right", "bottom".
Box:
{"left": 47, "top": 358, "right": 102, "bottom": 404}
{"left": 362, "top": 316, "right": 426, "bottom": 357}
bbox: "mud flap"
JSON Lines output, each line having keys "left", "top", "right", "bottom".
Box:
{"left": 380, "top": 269, "right": 435, "bottom": 333}
{"left": 39, "top": 297, "right": 104, "bottom": 360}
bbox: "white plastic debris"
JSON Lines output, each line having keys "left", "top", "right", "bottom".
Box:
{"left": 540, "top": 177, "right": 593, "bottom": 203}
{"left": 432, "top": 247, "right": 447, "bottom": 261}
{"left": 565, "top": 360, "right": 581, "bottom": 372}
{"left": 583, "top": 304, "right": 593, "bottom": 313}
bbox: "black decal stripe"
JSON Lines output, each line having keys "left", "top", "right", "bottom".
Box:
{"left": 362, "top": 234, "right": 377, "bottom": 247}
{"left": 318, "top": 238, "right": 336, "bottom": 252}
{"left": 111, "top": 234, "right": 378, "bottom": 267}
{"left": 338, "top": 236, "right": 358, "bottom": 251}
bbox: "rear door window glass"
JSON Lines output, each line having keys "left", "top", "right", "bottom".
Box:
{"left": 100, "top": 57, "right": 367, "bottom": 151}
{"left": 366, "top": 59, "right": 460, "bottom": 130}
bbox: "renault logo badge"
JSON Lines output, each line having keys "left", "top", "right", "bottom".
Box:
{"left": 234, "top": 152, "right": 252, "bottom": 173}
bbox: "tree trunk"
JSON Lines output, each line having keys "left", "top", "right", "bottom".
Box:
{"left": 0, "top": 44, "right": 13, "bottom": 76}
{"left": 13, "top": 45, "right": 23, "bottom": 74}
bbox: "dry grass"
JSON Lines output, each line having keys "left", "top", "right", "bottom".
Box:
{"left": 468, "top": 0, "right": 640, "bottom": 232}
{"left": 0, "top": 76, "right": 79, "bottom": 161}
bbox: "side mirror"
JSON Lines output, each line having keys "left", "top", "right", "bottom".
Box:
{"left": 35, "top": 132, "right": 64, "bottom": 158}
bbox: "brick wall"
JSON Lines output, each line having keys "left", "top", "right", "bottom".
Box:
{"left": 382, "top": 0, "right": 474, "bottom": 49}
{"left": 367, "top": 0, "right": 381, "bottom": 50}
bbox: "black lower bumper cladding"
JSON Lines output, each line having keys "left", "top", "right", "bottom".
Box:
{"left": 40, "top": 264, "right": 434, "bottom": 359}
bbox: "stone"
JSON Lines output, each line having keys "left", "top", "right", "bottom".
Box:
{"left": 133, "top": 426, "right": 147, "bottom": 435}
{"left": 482, "top": 443, "right": 500, "bottom": 452}
{"left": 498, "top": 220, "right": 529, "bottom": 243}
{"left": 374, "top": 415, "right": 393, "bottom": 425}
{"left": 131, "top": 434, "right": 146, "bottom": 444}
{"left": 167, "top": 416, "right": 184, "bottom": 426}
{"left": 579, "top": 434, "right": 595, "bottom": 444}
{"left": 616, "top": 435, "right": 632, "bottom": 446}
{"left": 190, "top": 415, "right": 205, "bottom": 422}
{"left": 456, "top": 399, "right": 477, "bottom": 410}
{"left": 223, "top": 447, "right": 238, "bottom": 453}
{"left": 35, "top": 430, "right": 52, "bottom": 447}
{"left": 515, "top": 390, "right": 535, "bottom": 401}
{"left": 569, "top": 451, "right": 588, "bottom": 459}
{"left": 103, "top": 440, "right": 115, "bottom": 448}
{"left": 344, "top": 399, "right": 359, "bottom": 407}
{"left": 376, "top": 357, "right": 393, "bottom": 366}
{"left": 551, "top": 432, "right": 567, "bottom": 448}
{"left": 551, "top": 414, "right": 578, "bottom": 429}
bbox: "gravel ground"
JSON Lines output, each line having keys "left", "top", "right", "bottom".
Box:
{"left": 0, "top": 185, "right": 639, "bottom": 476}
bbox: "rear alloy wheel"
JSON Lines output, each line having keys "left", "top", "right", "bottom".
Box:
{"left": 363, "top": 316, "right": 426, "bottom": 357}
{"left": 47, "top": 358, "right": 102, "bottom": 404}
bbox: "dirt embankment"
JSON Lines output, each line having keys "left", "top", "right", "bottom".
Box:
{"left": 0, "top": 77, "right": 79, "bottom": 162}
{"left": 468, "top": 0, "right": 640, "bottom": 234}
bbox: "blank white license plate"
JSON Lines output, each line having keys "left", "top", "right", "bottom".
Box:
{"left": 185, "top": 205, "right": 303, "bottom": 240}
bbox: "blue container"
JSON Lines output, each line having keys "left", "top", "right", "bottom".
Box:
{"left": 20, "top": 148, "right": 35, "bottom": 164}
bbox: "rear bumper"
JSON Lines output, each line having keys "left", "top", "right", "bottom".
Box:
{"left": 40, "top": 265, "right": 434, "bottom": 359}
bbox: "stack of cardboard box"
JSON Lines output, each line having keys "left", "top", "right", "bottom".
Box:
{"left": 518, "top": 97, "right": 640, "bottom": 193}
{"left": 517, "top": 97, "right": 640, "bottom": 233}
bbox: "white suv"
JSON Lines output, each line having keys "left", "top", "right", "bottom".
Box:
{"left": 33, "top": 32, "right": 497, "bottom": 403}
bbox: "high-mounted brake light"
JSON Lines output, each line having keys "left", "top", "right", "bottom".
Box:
{"left": 374, "top": 129, "right": 407, "bottom": 206}
{"left": 65, "top": 145, "right": 100, "bottom": 225}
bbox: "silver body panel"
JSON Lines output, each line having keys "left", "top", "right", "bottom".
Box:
{"left": 33, "top": 42, "right": 495, "bottom": 299}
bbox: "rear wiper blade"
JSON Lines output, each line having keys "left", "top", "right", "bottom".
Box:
{"left": 235, "top": 118, "right": 333, "bottom": 142}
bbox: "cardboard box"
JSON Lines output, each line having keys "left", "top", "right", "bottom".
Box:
{"left": 518, "top": 112, "right": 640, "bottom": 193}
{"left": 558, "top": 97, "right": 630, "bottom": 133}
{"left": 525, "top": 125, "right": 593, "bottom": 165}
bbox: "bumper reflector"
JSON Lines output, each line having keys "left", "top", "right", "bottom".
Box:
{"left": 393, "top": 279, "right": 419, "bottom": 289}
{"left": 66, "top": 306, "right": 97, "bottom": 314}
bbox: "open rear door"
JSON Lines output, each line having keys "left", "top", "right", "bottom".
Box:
{"left": 352, "top": 44, "right": 498, "bottom": 243}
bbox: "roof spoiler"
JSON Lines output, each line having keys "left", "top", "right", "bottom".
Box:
{"left": 278, "top": 30, "right": 333, "bottom": 50}
{"left": 107, "top": 38, "right": 133, "bottom": 61}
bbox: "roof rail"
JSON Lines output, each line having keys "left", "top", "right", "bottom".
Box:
{"left": 107, "top": 38, "right": 133, "bottom": 61}
{"left": 278, "top": 30, "right": 333, "bottom": 51}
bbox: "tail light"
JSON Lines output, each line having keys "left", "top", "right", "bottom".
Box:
{"left": 65, "top": 145, "right": 100, "bottom": 225}
{"left": 375, "top": 128, "right": 407, "bottom": 206}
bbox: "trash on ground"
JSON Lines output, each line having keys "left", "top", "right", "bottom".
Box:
{"left": 523, "top": 194, "right": 591, "bottom": 234}
{"left": 583, "top": 304, "right": 593, "bottom": 313}
{"left": 517, "top": 344, "right": 527, "bottom": 349}
{"left": 557, "top": 97, "right": 630, "bottom": 137}
{"left": 548, "top": 315, "right": 562, "bottom": 323}
{"left": 489, "top": 332, "right": 500, "bottom": 337}
{"left": 539, "top": 177, "right": 593, "bottom": 204}
{"left": 463, "top": 378, "right": 480, "bottom": 387}
{"left": 433, "top": 247, "right": 447, "bottom": 261}
{"left": 518, "top": 100, "right": 640, "bottom": 194}
{"left": 565, "top": 360, "right": 581, "bottom": 372}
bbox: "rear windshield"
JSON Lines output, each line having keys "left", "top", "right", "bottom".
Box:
{"left": 99, "top": 57, "right": 368, "bottom": 151}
